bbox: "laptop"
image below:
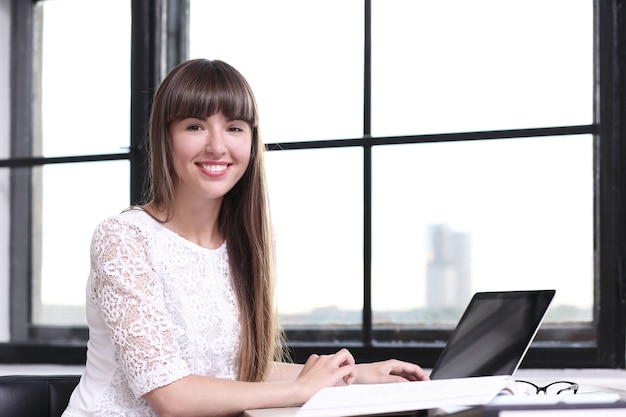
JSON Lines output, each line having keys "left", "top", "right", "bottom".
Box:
{"left": 421, "top": 290, "right": 624, "bottom": 416}
{"left": 429, "top": 289, "right": 555, "bottom": 380}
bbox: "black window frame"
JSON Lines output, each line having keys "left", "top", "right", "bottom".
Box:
{"left": 1, "top": 0, "right": 624, "bottom": 369}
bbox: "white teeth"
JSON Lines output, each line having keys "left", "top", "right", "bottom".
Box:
{"left": 201, "top": 164, "right": 227, "bottom": 172}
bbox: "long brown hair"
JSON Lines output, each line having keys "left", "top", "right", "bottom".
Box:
{"left": 146, "top": 59, "right": 283, "bottom": 382}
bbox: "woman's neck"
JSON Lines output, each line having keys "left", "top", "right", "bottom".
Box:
{"left": 144, "top": 199, "right": 224, "bottom": 249}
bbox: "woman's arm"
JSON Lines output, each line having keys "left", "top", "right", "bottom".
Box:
{"left": 143, "top": 348, "right": 357, "bottom": 417}
{"left": 144, "top": 353, "right": 428, "bottom": 416}
{"left": 265, "top": 361, "right": 304, "bottom": 382}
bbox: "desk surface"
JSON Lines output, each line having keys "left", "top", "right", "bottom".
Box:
{"left": 243, "top": 406, "right": 300, "bottom": 417}
{"left": 242, "top": 370, "right": 626, "bottom": 417}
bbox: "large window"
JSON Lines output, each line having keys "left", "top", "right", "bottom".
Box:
{"left": 3, "top": 0, "right": 624, "bottom": 368}
{"left": 188, "top": 0, "right": 594, "bottom": 346}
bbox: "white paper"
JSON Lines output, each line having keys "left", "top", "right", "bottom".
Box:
{"left": 296, "top": 375, "right": 512, "bottom": 417}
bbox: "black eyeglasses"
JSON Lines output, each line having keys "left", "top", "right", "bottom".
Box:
{"left": 515, "top": 380, "right": 579, "bottom": 395}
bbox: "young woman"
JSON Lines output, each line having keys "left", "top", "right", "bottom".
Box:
{"left": 62, "top": 59, "right": 428, "bottom": 417}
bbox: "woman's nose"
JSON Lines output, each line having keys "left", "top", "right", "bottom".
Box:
{"left": 205, "top": 130, "right": 227, "bottom": 155}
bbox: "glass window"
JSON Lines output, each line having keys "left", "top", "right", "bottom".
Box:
{"left": 0, "top": 167, "right": 8, "bottom": 340}
{"left": 27, "top": 0, "right": 132, "bottom": 326}
{"left": 8, "top": 0, "right": 613, "bottom": 367}
{"left": 265, "top": 148, "right": 364, "bottom": 333}
{"left": 371, "top": 0, "right": 592, "bottom": 136}
{"left": 189, "top": 0, "right": 364, "bottom": 143}
{"left": 186, "top": 0, "right": 595, "bottom": 344}
{"left": 32, "top": 160, "right": 130, "bottom": 326}
{"left": 37, "top": 0, "right": 131, "bottom": 157}
{"left": 371, "top": 135, "right": 593, "bottom": 332}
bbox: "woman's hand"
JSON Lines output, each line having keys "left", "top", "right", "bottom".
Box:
{"left": 354, "top": 359, "right": 430, "bottom": 384}
{"left": 294, "top": 348, "right": 357, "bottom": 401}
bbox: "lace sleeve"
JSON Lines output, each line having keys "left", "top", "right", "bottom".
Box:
{"left": 90, "top": 217, "right": 191, "bottom": 398}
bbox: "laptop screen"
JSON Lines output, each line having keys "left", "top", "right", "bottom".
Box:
{"left": 429, "top": 290, "right": 555, "bottom": 380}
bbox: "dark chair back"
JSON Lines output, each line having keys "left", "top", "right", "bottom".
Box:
{"left": 0, "top": 374, "right": 80, "bottom": 417}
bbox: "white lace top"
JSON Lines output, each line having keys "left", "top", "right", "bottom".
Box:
{"left": 63, "top": 209, "right": 240, "bottom": 417}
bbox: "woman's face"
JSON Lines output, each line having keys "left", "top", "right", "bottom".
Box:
{"left": 168, "top": 111, "right": 252, "bottom": 202}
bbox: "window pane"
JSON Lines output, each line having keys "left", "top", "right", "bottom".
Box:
{"left": 189, "top": 0, "right": 364, "bottom": 143}
{"left": 371, "top": 136, "right": 593, "bottom": 331}
{"left": 265, "top": 148, "right": 363, "bottom": 332}
{"left": 32, "top": 161, "right": 130, "bottom": 325}
{"left": 37, "top": 0, "right": 131, "bottom": 157}
{"left": 371, "top": 0, "right": 592, "bottom": 136}
{"left": 0, "top": 167, "right": 8, "bottom": 341}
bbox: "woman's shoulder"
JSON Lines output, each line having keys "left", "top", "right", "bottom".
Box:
{"left": 94, "top": 207, "right": 161, "bottom": 239}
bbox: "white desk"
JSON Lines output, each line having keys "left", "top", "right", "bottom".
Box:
{"left": 243, "top": 406, "right": 300, "bottom": 417}
{"left": 242, "top": 370, "right": 626, "bottom": 417}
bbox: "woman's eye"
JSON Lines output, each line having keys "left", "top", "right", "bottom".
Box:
{"left": 187, "top": 124, "right": 202, "bottom": 131}
{"left": 228, "top": 126, "right": 244, "bottom": 133}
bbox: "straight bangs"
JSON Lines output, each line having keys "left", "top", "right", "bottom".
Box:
{"left": 164, "top": 60, "right": 258, "bottom": 128}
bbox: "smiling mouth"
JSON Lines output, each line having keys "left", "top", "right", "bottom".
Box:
{"left": 200, "top": 164, "right": 228, "bottom": 172}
